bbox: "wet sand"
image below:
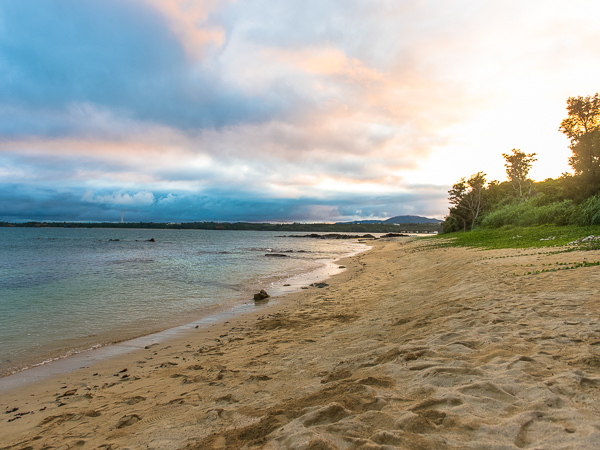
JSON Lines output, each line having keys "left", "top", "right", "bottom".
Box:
{"left": 2, "top": 237, "right": 600, "bottom": 449}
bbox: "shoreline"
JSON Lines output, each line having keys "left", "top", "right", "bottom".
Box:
{"left": 0, "top": 240, "right": 370, "bottom": 388}
{"left": 4, "top": 236, "right": 599, "bottom": 449}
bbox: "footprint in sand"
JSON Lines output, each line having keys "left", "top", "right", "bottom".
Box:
{"left": 125, "top": 396, "right": 146, "bottom": 405}
{"left": 116, "top": 414, "right": 141, "bottom": 428}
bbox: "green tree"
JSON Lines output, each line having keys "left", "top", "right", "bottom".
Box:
{"left": 559, "top": 94, "right": 600, "bottom": 192}
{"left": 502, "top": 149, "right": 537, "bottom": 197}
{"left": 569, "top": 129, "right": 600, "bottom": 184}
{"left": 448, "top": 178, "right": 469, "bottom": 232}
{"left": 485, "top": 180, "right": 515, "bottom": 207}
{"left": 464, "top": 172, "right": 487, "bottom": 230}
{"left": 559, "top": 93, "right": 600, "bottom": 140}
{"left": 442, "top": 208, "right": 468, "bottom": 233}
{"left": 447, "top": 172, "right": 487, "bottom": 231}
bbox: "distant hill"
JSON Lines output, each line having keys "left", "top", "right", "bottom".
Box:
{"left": 338, "top": 215, "right": 442, "bottom": 225}
{"left": 384, "top": 215, "right": 442, "bottom": 224}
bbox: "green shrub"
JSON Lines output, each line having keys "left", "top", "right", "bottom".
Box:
{"left": 481, "top": 199, "right": 576, "bottom": 228}
{"left": 570, "top": 194, "right": 600, "bottom": 226}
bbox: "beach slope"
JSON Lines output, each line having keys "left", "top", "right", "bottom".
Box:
{"left": 2, "top": 237, "right": 600, "bottom": 449}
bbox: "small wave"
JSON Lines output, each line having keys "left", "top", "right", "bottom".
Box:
{"left": 2, "top": 343, "right": 104, "bottom": 377}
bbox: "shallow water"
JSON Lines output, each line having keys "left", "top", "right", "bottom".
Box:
{"left": 0, "top": 228, "right": 364, "bottom": 376}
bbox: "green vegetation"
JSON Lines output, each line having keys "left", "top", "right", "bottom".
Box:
{"left": 443, "top": 94, "right": 600, "bottom": 233}
{"left": 432, "top": 224, "right": 600, "bottom": 249}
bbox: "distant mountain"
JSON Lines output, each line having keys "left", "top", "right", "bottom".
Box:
{"left": 336, "top": 220, "right": 383, "bottom": 224}
{"left": 338, "top": 215, "right": 442, "bottom": 225}
{"left": 384, "top": 215, "right": 442, "bottom": 224}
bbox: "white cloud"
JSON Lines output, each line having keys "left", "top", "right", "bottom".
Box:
{"left": 82, "top": 190, "right": 155, "bottom": 206}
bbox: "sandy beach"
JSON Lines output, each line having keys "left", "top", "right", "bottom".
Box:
{"left": 2, "top": 236, "right": 600, "bottom": 449}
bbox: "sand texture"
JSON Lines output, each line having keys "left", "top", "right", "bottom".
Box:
{"left": 2, "top": 237, "right": 600, "bottom": 449}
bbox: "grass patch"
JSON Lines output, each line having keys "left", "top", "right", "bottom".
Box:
{"left": 426, "top": 224, "right": 600, "bottom": 250}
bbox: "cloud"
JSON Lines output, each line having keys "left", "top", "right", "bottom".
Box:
{"left": 2, "top": 0, "right": 600, "bottom": 223}
{"left": 0, "top": 182, "right": 448, "bottom": 223}
{"left": 0, "top": 0, "right": 287, "bottom": 134}
{"left": 82, "top": 190, "right": 155, "bottom": 206}
{"left": 142, "top": 0, "right": 229, "bottom": 60}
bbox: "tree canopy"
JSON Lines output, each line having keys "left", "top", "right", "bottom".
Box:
{"left": 447, "top": 172, "right": 486, "bottom": 231}
{"left": 559, "top": 94, "right": 600, "bottom": 194}
{"left": 559, "top": 94, "right": 600, "bottom": 141}
{"left": 442, "top": 93, "right": 600, "bottom": 233}
{"left": 502, "top": 149, "right": 537, "bottom": 197}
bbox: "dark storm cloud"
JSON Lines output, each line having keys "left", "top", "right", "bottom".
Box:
{"left": 0, "top": 182, "right": 448, "bottom": 223}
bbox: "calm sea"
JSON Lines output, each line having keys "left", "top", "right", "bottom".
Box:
{"left": 0, "top": 228, "right": 365, "bottom": 376}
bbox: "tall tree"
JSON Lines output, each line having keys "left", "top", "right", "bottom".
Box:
{"left": 559, "top": 93, "right": 600, "bottom": 140}
{"left": 559, "top": 94, "right": 600, "bottom": 190}
{"left": 447, "top": 172, "right": 487, "bottom": 231}
{"left": 448, "top": 178, "right": 468, "bottom": 232}
{"left": 464, "top": 172, "right": 487, "bottom": 231}
{"left": 568, "top": 129, "right": 600, "bottom": 186}
{"left": 502, "top": 149, "right": 537, "bottom": 197}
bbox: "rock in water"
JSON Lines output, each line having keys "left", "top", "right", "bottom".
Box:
{"left": 253, "top": 290, "right": 270, "bottom": 301}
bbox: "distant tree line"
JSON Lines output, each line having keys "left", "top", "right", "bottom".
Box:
{"left": 443, "top": 93, "right": 600, "bottom": 232}
{"left": 0, "top": 221, "right": 442, "bottom": 233}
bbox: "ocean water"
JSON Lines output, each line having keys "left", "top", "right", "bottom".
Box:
{"left": 0, "top": 228, "right": 365, "bottom": 376}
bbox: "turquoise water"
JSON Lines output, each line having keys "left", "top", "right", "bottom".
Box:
{"left": 0, "top": 228, "right": 362, "bottom": 376}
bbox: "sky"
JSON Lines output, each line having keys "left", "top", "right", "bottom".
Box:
{"left": 1, "top": 0, "right": 600, "bottom": 223}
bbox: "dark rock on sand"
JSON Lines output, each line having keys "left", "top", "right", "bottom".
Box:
{"left": 381, "top": 233, "right": 410, "bottom": 238}
{"left": 253, "top": 290, "right": 270, "bottom": 301}
{"left": 310, "top": 282, "right": 329, "bottom": 288}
